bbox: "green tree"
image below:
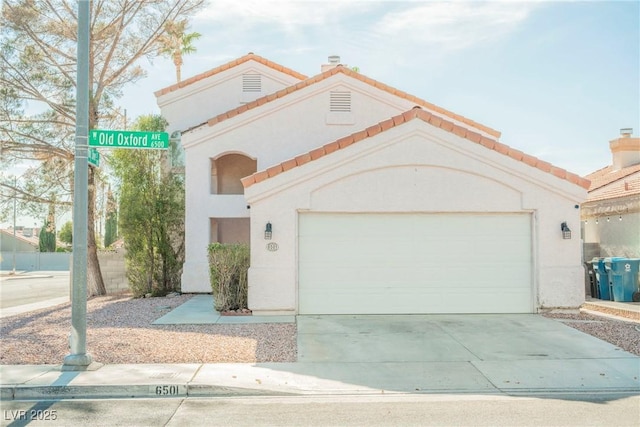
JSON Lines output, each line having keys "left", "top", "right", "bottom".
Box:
{"left": 59, "top": 220, "right": 73, "bottom": 245}
{"left": 39, "top": 220, "right": 56, "bottom": 252}
{"left": 39, "top": 198, "right": 57, "bottom": 252}
{"left": 104, "top": 187, "right": 118, "bottom": 248}
{"left": 158, "top": 19, "right": 202, "bottom": 83}
{"left": 0, "top": 0, "right": 204, "bottom": 296}
{"left": 110, "top": 115, "right": 185, "bottom": 297}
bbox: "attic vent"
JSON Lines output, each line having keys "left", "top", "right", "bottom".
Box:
{"left": 242, "top": 74, "right": 262, "bottom": 92}
{"left": 330, "top": 91, "right": 351, "bottom": 112}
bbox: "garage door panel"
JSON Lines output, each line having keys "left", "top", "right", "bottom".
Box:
{"left": 298, "top": 213, "right": 532, "bottom": 314}
{"left": 299, "top": 287, "right": 532, "bottom": 314}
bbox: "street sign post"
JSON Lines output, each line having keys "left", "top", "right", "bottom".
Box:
{"left": 88, "top": 148, "right": 100, "bottom": 167}
{"left": 89, "top": 129, "right": 169, "bottom": 149}
{"left": 64, "top": 0, "right": 92, "bottom": 370}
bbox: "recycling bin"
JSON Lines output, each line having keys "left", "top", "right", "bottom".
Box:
{"left": 603, "top": 257, "right": 626, "bottom": 301}
{"left": 593, "top": 258, "right": 611, "bottom": 300}
{"left": 609, "top": 258, "right": 640, "bottom": 302}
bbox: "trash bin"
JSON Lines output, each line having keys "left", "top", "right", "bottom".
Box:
{"left": 603, "top": 257, "right": 626, "bottom": 301}
{"left": 593, "top": 258, "right": 611, "bottom": 300}
{"left": 585, "top": 259, "right": 597, "bottom": 298}
{"left": 609, "top": 258, "right": 640, "bottom": 302}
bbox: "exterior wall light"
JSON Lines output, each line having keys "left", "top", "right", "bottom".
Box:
{"left": 561, "top": 222, "right": 571, "bottom": 239}
{"left": 264, "top": 222, "right": 272, "bottom": 240}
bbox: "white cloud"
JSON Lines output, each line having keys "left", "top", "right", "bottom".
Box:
{"left": 196, "top": 0, "right": 371, "bottom": 32}
{"left": 375, "top": 1, "right": 540, "bottom": 50}
{"left": 190, "top": 1, "right": 541, "bottom": 78}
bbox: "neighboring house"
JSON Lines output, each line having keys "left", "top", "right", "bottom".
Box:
{"left": 156, "top": 53, "right": 589, "bottom": 315}
{"left": 582, "top": 130, "right": 640, "bottom": 258}
{"left": 0, "top": 227, "right": 39, "bottom": 252}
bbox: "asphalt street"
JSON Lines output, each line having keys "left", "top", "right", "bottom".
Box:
{"left": 0, "top": 272, "right": 69, "bottom": 310}
{"left": 1, "top": 393, "right": 639, "bottom": 427}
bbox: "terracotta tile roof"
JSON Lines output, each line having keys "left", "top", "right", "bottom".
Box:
{"left": 584, "top": 166, "right": 640, "bottom": 203}
{"left": 241, "top": 108, "right": 589, "bottom": 190}
{"left": 154, "top": 53, "right": 308, "bottom": 97}
{"left": 196, "top": 65, "right": 501, "bottom": 138}
{"left": 0, "top": 228, "right": 40, "bottom": 247}
{"left": 585, "top": 163, "right": 640, "bottom": 192}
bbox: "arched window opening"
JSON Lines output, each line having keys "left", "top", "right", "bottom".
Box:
{"left": 210, "top": 153, "right": 256, "bottom": 195}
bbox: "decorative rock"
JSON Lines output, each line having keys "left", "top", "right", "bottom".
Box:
{"left": 220, "top": 308, "right": 253, "bottom": 316}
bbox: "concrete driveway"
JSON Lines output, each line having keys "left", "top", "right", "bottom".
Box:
{"left": 294, "top": 314, "right": 640, "bottom": 393}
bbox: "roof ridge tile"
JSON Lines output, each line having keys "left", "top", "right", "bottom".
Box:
{"left": 309, "top": 147, "right": 326, "bottom": 160}
{"left": 337, "top": 135, "right": 355, "bottom": 149}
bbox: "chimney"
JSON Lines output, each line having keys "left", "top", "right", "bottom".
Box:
{"left": 321, "top": 55, "right": 344, "bottom": 73}
{"left": 610, "top": 128, "right": 640, "bottom": 170}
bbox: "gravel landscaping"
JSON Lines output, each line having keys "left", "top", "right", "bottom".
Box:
{"left": 541, "top": 311, "right": 640, "bottom": 356}
{"left": 1, "top": 293, "right": 638, "bottom": 365}
{"left": 0, "top": 293, "right": 296, "bottom": 365}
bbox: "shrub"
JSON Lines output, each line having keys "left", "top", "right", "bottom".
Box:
{"left": 208, "top": 243, "right": 249, "bottom": 312}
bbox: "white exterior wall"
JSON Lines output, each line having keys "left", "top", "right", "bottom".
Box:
{"left": 156, "top": 61, "right": 303, "bottom": 134}
{"left": 158, "top": 61, "right": 300, "bottom": 293}
{"left": 183, "top": 80, "right": 407, "bottom": 162}
{"left": 180, "top": 74, "right": 450, "bottom": 292}
{"left": 245, "top": 120, "right": 587, "bottom": 314}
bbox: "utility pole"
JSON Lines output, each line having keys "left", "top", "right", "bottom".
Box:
{"left": 63, "top": 0, "right": 93, "bottom": 369}
{"left": 11, "top": 177, "right": 16, "bottom": 275}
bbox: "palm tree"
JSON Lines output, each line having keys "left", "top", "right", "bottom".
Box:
{"left": 158, "top": 20, "right": 201, "bottom": 83}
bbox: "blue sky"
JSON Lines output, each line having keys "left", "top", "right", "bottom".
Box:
{"left": 122, "top": 0, "right": 640, "bottom": 178}
{"left": 4, "top": 1, "right": 638, "bottom": 230}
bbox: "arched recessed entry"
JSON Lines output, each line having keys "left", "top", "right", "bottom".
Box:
{"left": 210, "top": 153, "right": 257, "bottom": 195}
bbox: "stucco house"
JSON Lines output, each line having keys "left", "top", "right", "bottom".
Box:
{"left": 582, "top": 130, "right": 640, "bottom": 259}
{"left": 0, "top": 227, "right": 39, "bottom": 252}
{"left": 156, "top": 53, "right": 589, "bottom": 315}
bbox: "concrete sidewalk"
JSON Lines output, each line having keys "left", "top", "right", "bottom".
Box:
{"left": 1, "top": 295, "right": 639, "bottom": 401}
{"left": 1, "top": 354, "right": 639, "bottom": 401}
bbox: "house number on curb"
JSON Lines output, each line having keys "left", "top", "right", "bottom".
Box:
{"left": 150, "top": 385, "right": 186, "bottom": 396}
{"left": 266, "top": 242, "right": 279, "bottom": 252}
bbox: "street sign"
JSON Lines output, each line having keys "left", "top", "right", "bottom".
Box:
{"left": 89, "top": 129, "right": 169, "bottom": 149}
{"left": 88, "top": 148, "right": 100, "bottom": 167}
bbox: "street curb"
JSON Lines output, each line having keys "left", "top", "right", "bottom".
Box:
{"left": 2, "top": 383, "right": 639, "bottom": 401}
{"left": 2, "top": 275, "right": 54, "bottom": 280}
{"left": 2, "top": 384, "right": 188, "bottom": 400}
{"left": 186, "top": 384, "right": 296, "bottom": 397}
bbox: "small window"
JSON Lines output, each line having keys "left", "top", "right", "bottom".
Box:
{"left": 242, "top": 74, "right": 262, "bottom": 93}
{"left": 330, "top": 91, "right": 351, "bottom": 112}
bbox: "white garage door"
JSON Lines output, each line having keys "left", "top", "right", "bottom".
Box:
{"left": 298, "top": 213, "right": 532, "bottom": 314}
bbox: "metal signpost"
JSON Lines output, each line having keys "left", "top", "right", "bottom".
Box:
{"left": 64, "top": 0, "right": 92, "bottom": 370}
{"left": 64, "top": 3, "right": 169, "bottom": 370}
